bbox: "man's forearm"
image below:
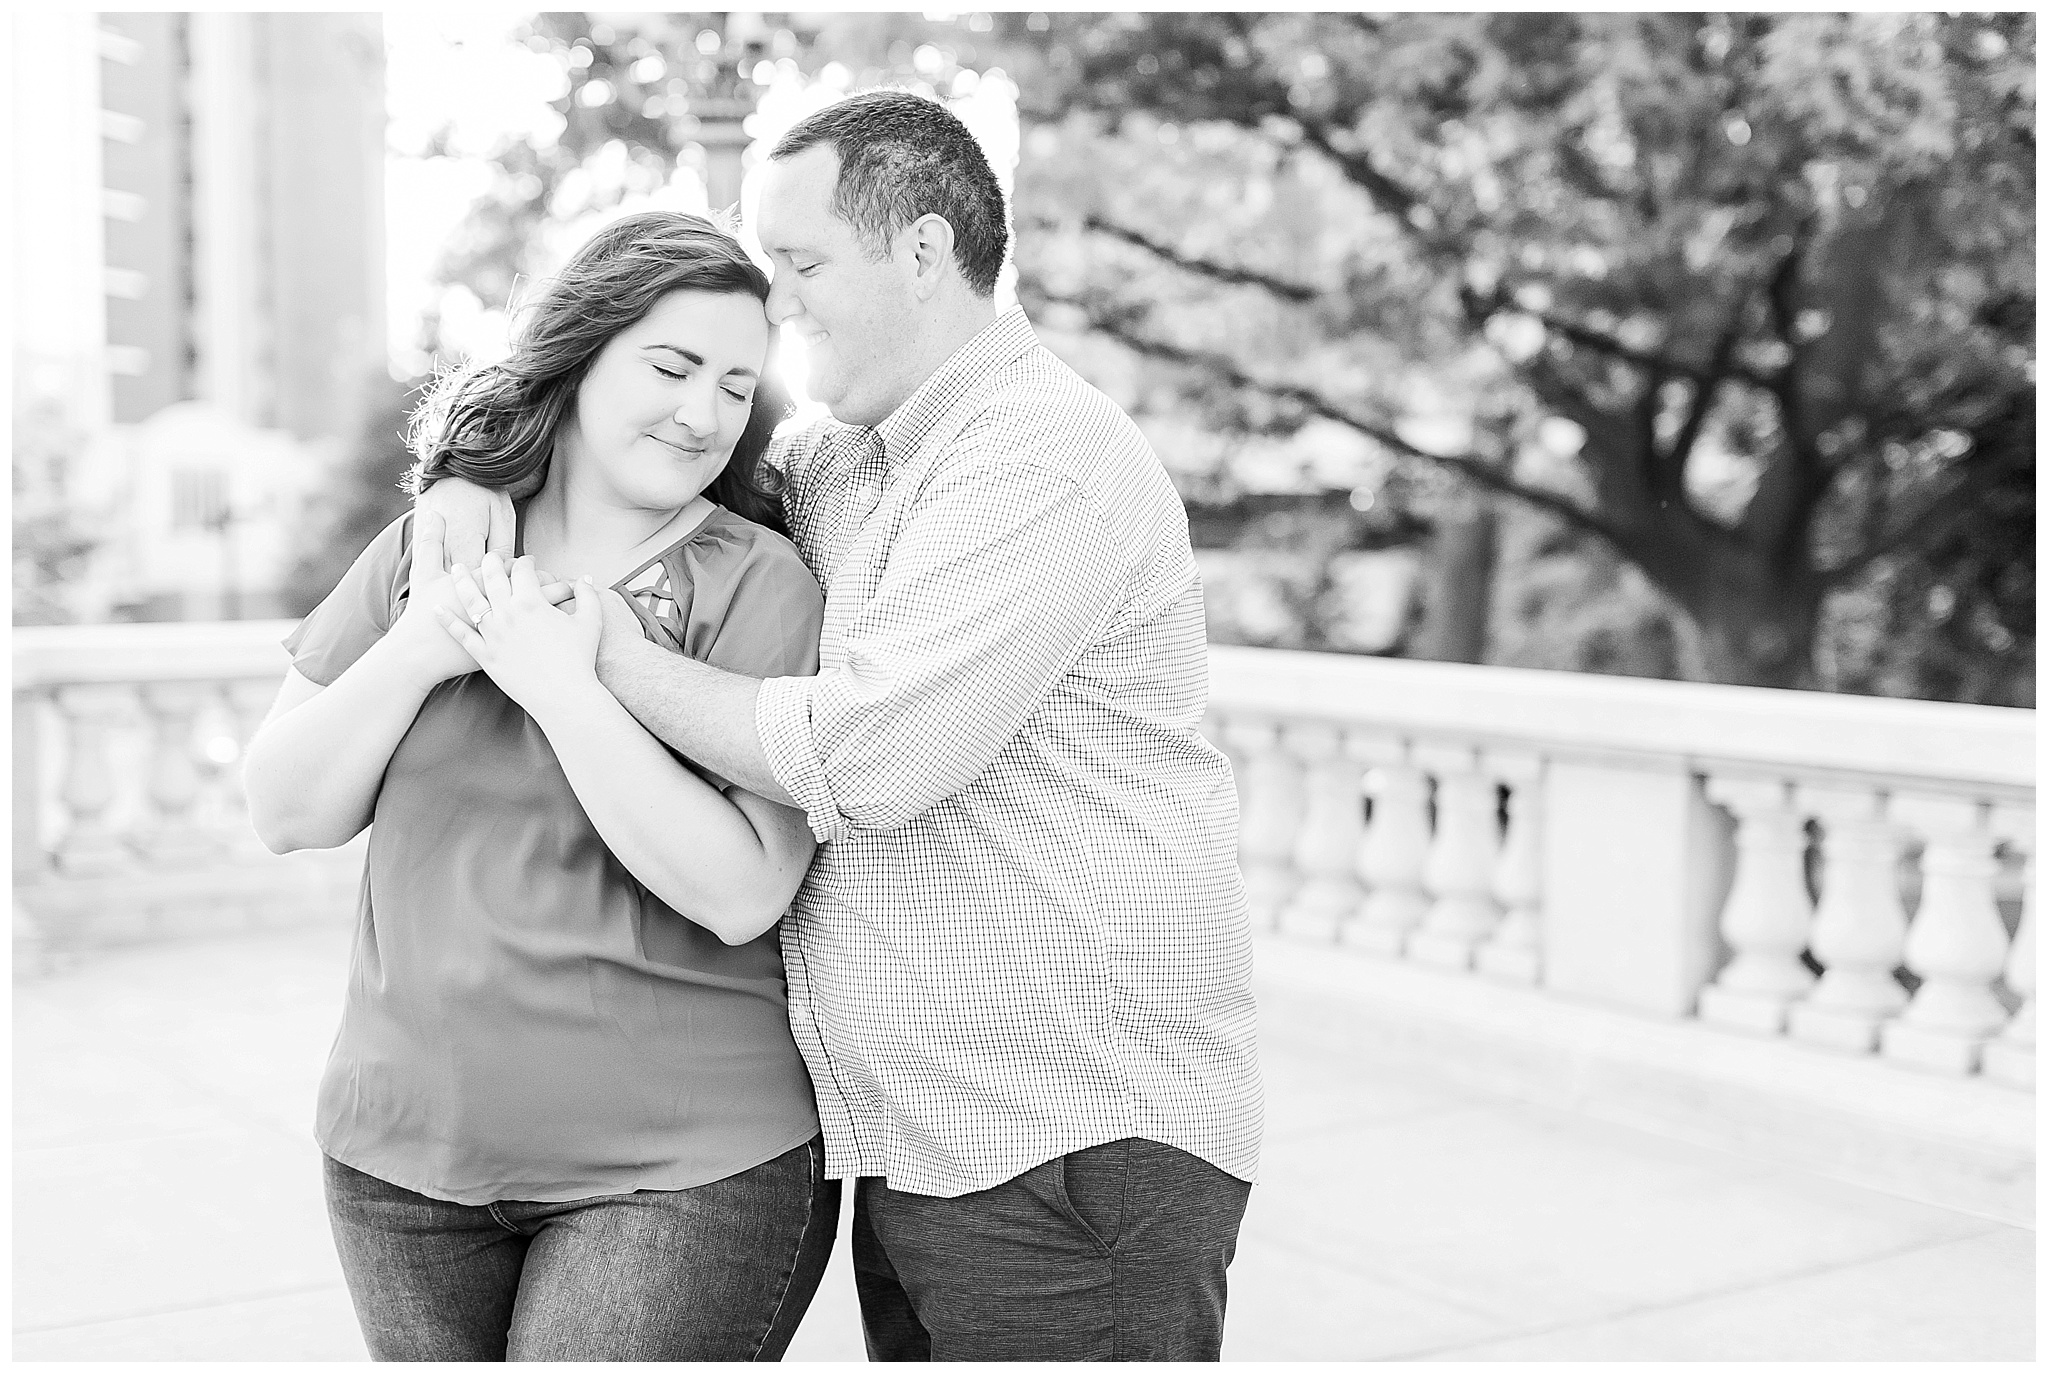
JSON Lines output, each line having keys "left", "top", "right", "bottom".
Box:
{"left": 595, "top": 634, "right": 794, "bottom": 806}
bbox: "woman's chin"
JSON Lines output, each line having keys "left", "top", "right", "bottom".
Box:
{"left": 645, "top": 488, "right": 707, "bottom": 514}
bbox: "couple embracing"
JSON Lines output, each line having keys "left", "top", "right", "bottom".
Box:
{"left": 246, "top": 90, "right": 1262, "bottom": 1362}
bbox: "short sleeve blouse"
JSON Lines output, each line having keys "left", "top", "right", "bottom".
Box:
{"left": 284, "top": 505, "right": 827, "bottom": 1205}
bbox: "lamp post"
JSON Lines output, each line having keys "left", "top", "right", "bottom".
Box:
{"left": 200, "top": 501, "right": 240, "bottom": 621}
{"left": 666, "top": 14, "right": 770, "bottom": 213}
{"left": 200, "top": 489, "right": 274, "bottom": 621}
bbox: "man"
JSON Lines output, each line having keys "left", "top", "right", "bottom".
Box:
{"left": 419, "top": 88, "right": 1262, "bottom": 1361}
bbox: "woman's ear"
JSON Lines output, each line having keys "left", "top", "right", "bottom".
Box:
{"left": 905, "top": 214, "right": 958, "bottom": 301}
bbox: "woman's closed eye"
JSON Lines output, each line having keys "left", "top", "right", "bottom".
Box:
{"left": 653, "top": 362, "right": 751, "bottom": 403}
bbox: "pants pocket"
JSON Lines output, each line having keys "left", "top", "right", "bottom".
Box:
{"left": 1056, "top": 1137, "right": 1134, "bottom": 1252}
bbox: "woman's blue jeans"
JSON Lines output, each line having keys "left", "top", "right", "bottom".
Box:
{"left": 323, "top": 1139, "right": 839, "bottom": 1361}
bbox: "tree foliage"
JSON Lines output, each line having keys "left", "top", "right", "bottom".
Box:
{"left": 302, "top": 13, "right": 1018, "bottom": 601}
{"left": 998, "top": 11, "right": 2034, "bottom": 700}
{"left": 12, "top": 398, "right": 102, "bottom": 626}
{"left": 419, "top": 12, "right": 979, "bottom": 351}
{"left": 280, "top": 372, "right": 423, "bottom": 615}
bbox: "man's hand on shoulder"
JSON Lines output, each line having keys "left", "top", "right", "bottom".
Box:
{"left": 413, "top": 477, "right": 515, "bottom": 592}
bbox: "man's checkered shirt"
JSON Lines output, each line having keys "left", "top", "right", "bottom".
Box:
{"left": 756, "top": 308, "right": 1263, "bottom": 1198}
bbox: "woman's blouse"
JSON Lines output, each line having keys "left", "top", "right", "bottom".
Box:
{"left": 284, "top": 505, "right": 826, "bottom": 1205}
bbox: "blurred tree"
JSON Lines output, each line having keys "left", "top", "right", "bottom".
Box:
{"left": 12, "top": 398, "right": 102, "bottom": 626}
{"left": 308, "top": 13, "right": 963, "bottom": 588}
{"left": 996, "top": 11, "right": 2034, "bottom": 699}
{"left": 419, "top": 11, "right": 982, "bottom": 352}
{"left": 421, "top": 11, "right": 777, "bottom": 347}
{"left": 280, "top": 372, "right": 422, "bottom": 613}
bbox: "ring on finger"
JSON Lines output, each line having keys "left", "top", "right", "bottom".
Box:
{"left": 472, "top": 606, "right": 493, "bottom": 626}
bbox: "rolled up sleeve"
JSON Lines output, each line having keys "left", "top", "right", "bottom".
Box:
{"left": 755, "top": 457, "right": 1126, "bottom": 844}
{"left": 756, "top": 673, "right": 844, "bottom": 841}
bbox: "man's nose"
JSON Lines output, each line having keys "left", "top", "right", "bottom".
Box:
{"left": 765, "top": 272, "right": 799, "bottom": 326}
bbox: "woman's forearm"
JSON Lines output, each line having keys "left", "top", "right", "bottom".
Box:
{"left": 243, "top": 638, "right": 438, "bottom": 853}
{"left": 527, "top": 681, "right": 810, "bottom": 944}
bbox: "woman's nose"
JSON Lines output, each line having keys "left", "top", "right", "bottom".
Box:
{"left": 671, "top": 388, "right": 713, "bottom": 435}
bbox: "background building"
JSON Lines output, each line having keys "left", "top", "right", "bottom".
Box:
{"left": 12, "top": 11, "right": 386, "bottom": 623}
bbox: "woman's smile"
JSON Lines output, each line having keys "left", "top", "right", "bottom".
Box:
{"left": 649, "top": 433, "right": 709, "bottom": 458}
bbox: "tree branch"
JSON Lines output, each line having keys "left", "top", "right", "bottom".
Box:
{"left": 1634, "top": 360, "right": 1672, "bottom": 500}
{"left": 1664, "top": 317, "right": 1743, "bottom": 477}
{"left": 1745, "top": 223, "right": 1830, "bottom": 553}
{"left": 1030, "top": 288, "right": 1634, "bottom": 554}
{"left": 1762, "top": 226, "right": 1810, "bottom": 441}
{"left": 1821, "top": 448, "right": 2027, "bottom": 585}
{"left": 1076, "top": 214, "right": 1320, "bottom": 302}
{"left": 1190, "top": 17, "right": 1444, "bottom": 254}
{"left": 1822, "top": 385, "right": 2034, "bottom": 585}
{"left": 1343, "top": 11, "right": 1387, "bottom": 41}
{"left": 1291, "top": 118, "right": 1427, "bottom": 226}
{"left": 1485, "top": 295, "right": 1781, "bottom": 394}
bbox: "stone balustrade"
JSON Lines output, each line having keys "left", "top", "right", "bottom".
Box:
{"left": 14, "top": 620, "right": 362, "bottom": 960}
{"left": 13, "top": 623, "right": 2037, "bottom": 1100}
{"left": 1205, "top": 646, "right": 2036, "bottom": 1092}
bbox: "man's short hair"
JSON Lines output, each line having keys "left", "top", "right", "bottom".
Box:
{"left": 770, "top": 88, "right": 1009, "bottom": 297}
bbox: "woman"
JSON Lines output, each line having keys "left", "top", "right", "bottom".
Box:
{"left": 243, "top": 212, "right": 833, "bottom": 1361}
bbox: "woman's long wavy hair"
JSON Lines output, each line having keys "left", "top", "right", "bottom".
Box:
{"left": 406, "top": 211, "right": 791, "bottom": 534}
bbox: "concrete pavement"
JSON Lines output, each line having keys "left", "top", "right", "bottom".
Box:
{"left": 13, "top": 925, "right": 2034, "bottom": 1361}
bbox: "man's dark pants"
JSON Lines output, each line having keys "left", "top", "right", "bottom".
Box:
{"left": 851, "top": 1137, "right": 1253, "bottom": 1361}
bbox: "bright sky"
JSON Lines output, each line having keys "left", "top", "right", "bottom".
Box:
{"left": 381, "top": 14, "right": 1019, "bottom": 421}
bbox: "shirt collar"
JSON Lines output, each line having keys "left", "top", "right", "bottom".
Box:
{"left": 873, "top": 307, "right": 1036, "bottom": 470}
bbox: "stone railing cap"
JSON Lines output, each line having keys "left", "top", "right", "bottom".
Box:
{"left": 1208, "top": 646, "right": 2034, "bottom": 794}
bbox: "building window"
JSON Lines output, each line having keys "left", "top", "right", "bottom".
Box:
{"left": 171, "top": 466, "right": 228, "bottom": 531}
{"left": 104, "top": 345, "right": 151, "bottom": 377}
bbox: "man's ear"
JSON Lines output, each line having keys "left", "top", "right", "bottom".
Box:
{"left": 904, "top": 213, "right": 957, "bottom": 300}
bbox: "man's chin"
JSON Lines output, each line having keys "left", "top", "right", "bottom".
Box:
{"left": 821, "top": 390, "right": 889, "bottom": 428}
{"left": 809, "top": 378, "right": 850, "bottom": 418}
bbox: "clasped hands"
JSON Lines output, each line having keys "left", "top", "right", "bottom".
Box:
{"left": 431, "top": 551, "right": 608, "bottom": 717}
{"left": 395, "top": 507, "right": 644, "bottom": 716}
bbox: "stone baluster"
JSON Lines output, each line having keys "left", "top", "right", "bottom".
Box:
{"left": 1279, "top": 722, "right": 1365, "bottom": 942}
{"left": 1880, "top": 795, "right": 2011, "bottom": 1075}
{"left": 1224, "top": 717, "right": 1304, "bottom": 931}
{"left": 51, "top": 684, "right": 140, "bottom": 876}
{"left": 14, "top": 688, "right": 54, "bottom": 980}
{"left": 1475, "top": 751, "right": 1543, "bottom": 984}
{"left": 1980, "top": 804, "right": 2034, "bottom": 1090}
{"left": 1406, "top": 744, "right": 1502, "bottom": 971}
{"left": 13, "top": 688, "right": 50, "bottom": 887}
{"left": 134, "top": 681, "right": 218, "bottom": 865}
{"left": 1786, "top": 784, "right": 1909, "bottom": 1053}
{"left": 193, "top": 684, "right": 243, "bottom": 833}
{"left": 1343, "top": 736, "right": 1430, "bottom": 956}
{"left": 1696, "top": 776, "right": 1815, "bottom": 1034}
{"left": 215, "top": 677, "right": 282, "bottom": 857}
